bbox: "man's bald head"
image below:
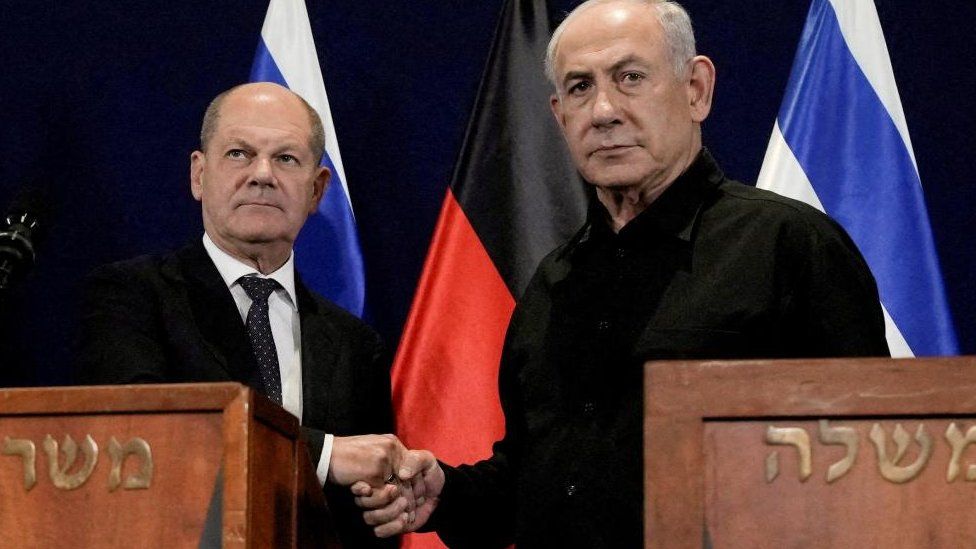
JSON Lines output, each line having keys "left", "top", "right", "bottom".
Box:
{"left": 199, "top": 82, "right": 326, "bottom": 164}
{"left": 545, "top": 0, "right": 696, "bottom": 87}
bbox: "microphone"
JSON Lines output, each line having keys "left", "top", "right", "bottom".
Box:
{"left": 0, "top": 189, "right": 49, "bottom": 293}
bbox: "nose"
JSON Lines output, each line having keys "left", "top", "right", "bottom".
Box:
{"left": 591, "top": 88, "right": 621, "bottom": 128}
{"left": 248, "top": 156, "right": 276, "bottom": 188}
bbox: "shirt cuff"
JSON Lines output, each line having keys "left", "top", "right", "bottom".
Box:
{"left": 315, "top": 433, "right": 334, "bottom": 487}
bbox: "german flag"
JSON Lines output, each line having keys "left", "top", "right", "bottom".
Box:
{"left": 391, "top": 1, "right": 586, "bottom": 547}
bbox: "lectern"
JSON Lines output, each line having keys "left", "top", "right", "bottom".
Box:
{"left": 0, "top": 382, "right": 339, "bottom": 548}
{"left": 644, "top": 356, "right": 976, "bottom": 548}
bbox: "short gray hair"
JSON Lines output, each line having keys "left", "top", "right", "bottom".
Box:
{"left": 544, "top": 0, "right": 697, "bottom": 87}
{"left": 199, "top": 84, "right": 326, "bottom": 164}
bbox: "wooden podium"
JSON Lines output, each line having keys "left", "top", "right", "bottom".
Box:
{"left": 0, "top": 382, "right": 339, "bottom": 548}
{"left": 644, "top": 356, "right": 976, "bottom": 548}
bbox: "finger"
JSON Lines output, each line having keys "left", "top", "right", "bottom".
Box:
{"left": 395, "top": 479, "right": 417, "bottom": 524}
{"left": 397, "top": 449, "right": 434, "bottom": 480}
{"left": 350, "top": 481, "right": 373, "bottom": 497}
{"left": 354, "top": 483, "right": 399, "bottom": 509}
{"left": 363, "top": 496, "right": 408, "bottom": 526}
{"left": 373, "top": 514, "right": 412, "bottom": 538}
{"left": 408, "top": 474, "right": 426, "bottom": 506}
{"left": 398, "top": 477, "right": 416, "bottom": 511}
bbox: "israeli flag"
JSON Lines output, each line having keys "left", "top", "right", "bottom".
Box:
{"left": 757, "top": 0, "right": 957, "bottom": 357}
{"left": 250, "top": 0, "right": 366, "bottom": 317}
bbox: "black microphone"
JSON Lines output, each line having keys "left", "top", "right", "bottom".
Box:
{"left": 0, "top": 189, "right": 49, "bottom": 293}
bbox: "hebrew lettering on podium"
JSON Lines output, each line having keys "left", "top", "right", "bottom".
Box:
{"left": 818, "top": 420, "right": 858, "bottom": 483}
{"left": 945, "top": 423, "right": 976, "bottom": 482}
{"left": 2, "top": 437, "right": 37, "bottom": 490}
{"left": 2, "top": 434, "right": 155, "bottom": 492}
{"left": 765, "top": 426, "right": 811, "bottom": 482}
{"left": 107, "top": 437, "right": 153, "bottom": 491}
{"left": 868, "top": 423, "right": 933, "bottom": 484}
{"left": 42, "top": 434, "right": 99, "bottom": 490}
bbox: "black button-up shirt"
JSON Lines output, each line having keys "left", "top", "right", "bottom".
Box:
{"left": 434, "top": 149, "right": 888, "bottom": 548}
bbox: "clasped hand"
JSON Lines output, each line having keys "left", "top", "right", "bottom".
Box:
{"left": 329, "top": 434, "right": 444, "bottom": 538}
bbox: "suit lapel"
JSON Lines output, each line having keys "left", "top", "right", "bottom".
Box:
{"left": 167, "top": 241, "right": 257, "bottom": 384}
{"left": 296, "top": 278, "right": 340, "bottom": 430}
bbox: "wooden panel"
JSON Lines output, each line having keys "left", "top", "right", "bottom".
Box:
{"left": 644, "top": 416, "right": 702, "bottom": 549}
{"left": 704, "top": 418, "right": 976, "bottom": 548}
{"left": 222, "top": 388, "right": 250, "bottom": 548}
{"left": 0, "top": 383, "right": 330, "bottom": 549}
{"left": 249, "top": 415, "right": 297, "bottom": 548}
{"left": 0, "top": 383, "right": 244, "bottom": 414}
{"left": 644, "top": 357, "right": 976, "bottom": 548}
{"left": 646, "top": 357, "right": 976, "bottom": 418}
{"left": 0, "top": 412, "right": 223, "bottom": 548}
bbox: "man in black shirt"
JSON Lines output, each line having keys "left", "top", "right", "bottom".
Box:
{"left": 358, "top": 0, "right": 889, "bottom": 546}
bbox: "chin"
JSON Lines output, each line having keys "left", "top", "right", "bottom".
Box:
{"left": 584, "top": 173, "right": 649, "bottom": 191}
{"left": 228, "top": 222, "right": 288, "bottom": 245}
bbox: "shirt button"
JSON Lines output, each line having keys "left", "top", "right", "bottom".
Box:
{"left": 615, "top": 248, "right": 627, "bottom": 259}
{"left": 565, "top": 483, "right": 577, "bottom": 497}
{"left": 596, "top": 320, "right": 611, "bottom": 332}
{"left": 582, "top": 401, "right": 595, "bottom": 415}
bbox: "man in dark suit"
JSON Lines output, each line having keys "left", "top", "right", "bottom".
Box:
{"left": 77, "top": 82, "right": 410, "bottom": 547}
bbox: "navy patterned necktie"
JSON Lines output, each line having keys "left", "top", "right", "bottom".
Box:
{"left": 238, "top": 276, "right": 282, "bottom": 404}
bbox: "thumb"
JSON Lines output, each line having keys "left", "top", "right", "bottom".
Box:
{"left": 397, "top": 449, "right": 435, "bottom": 480}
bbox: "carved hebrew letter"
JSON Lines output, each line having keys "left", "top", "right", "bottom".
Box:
{"left": 42, "top": 434, "right": 98, "bottom": 490}
{"left": 765, "top": 426, "right": 811, "bottom": 482}
{"left": 868, "top": 423, "right": 932, "bottom": 484}
{"left": 107, "top": 437, "right": 153, "bottom": 491}
{"left": 2, "top": 437, "right": 37, "bottom": 490}
{"left": 945, "top": 423, "right": 976, "bottom": 482}
{"left": 818, "top": 420, "right": 858, "bottom": 483}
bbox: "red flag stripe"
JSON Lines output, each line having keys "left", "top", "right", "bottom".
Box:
{"left": 392, "top": 188, "right": 513, "bottom": 465}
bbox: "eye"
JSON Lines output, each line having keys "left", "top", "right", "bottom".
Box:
{"left": 621, "top": 72, "right": 644, "bottom": 85}
{"left": 567, "top": 80, "right": 592, "bottom": 95}
{"left": 226, "top": 149, "right": 248, "bottom": 160}
{"left": 278, "top": 154, "right": 299, "bottom": 165}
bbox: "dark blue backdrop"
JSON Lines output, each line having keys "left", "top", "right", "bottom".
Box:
{"left": 1, "top": 1, "right": 972, "bottom": 385}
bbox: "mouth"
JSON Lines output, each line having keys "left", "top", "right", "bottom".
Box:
{"left": 591, "top": 144, "right": 637, "bottom": 156}
{"left": 237, "top": 201, "right": 282, "bottom": 211}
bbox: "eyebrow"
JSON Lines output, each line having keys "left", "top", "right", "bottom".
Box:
{"left": 608, "top": 54, "right": 648, "bottom": 74}
{"left": 222, "top": 137, "right": 305, "bottom": 155}
{"left": 223, "top": 137, "right": 252, "bottom": 149}
{"left": 560, "top": 54, "right": 650, "bottom": 87}
{"left": 561, "top": 70, "right": 592, "bottom": 87}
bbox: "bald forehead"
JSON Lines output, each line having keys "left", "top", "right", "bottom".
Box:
{"left": 552, "top": 2, "right": 663, "bottom": 76}
{"left": 199, "top": 82, "right": 326, "bottom": 162}
{"left": 560, "top": 2, "right": 659, "bottom": 43}
{"left": 219, "top": 84, "right": 307, "bottom": 120}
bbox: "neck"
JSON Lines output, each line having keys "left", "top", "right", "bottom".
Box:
{"left": 209, "top": 235, "right": 290, "bottom": 275}
{"left": 595, "top": 143, "right": 703, "bottom": 233}
{"left": 595, "top": 183, "right": 669, "bottom": 232}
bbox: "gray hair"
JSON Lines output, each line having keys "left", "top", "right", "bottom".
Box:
{"left": 544, "top": 0, "right": 697, "bottom": 88}
{"left": 199, "top": 84, "right": 326, "bottom": 164}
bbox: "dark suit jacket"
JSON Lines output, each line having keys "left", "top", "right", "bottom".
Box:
{"left": 76, "top": 240, "right": 394, "bottom": 548}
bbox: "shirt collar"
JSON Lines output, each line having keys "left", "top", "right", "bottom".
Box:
{"left": 202, "top": 233, "right": 298, "bottom": 309}
{"left": 571, "top": 147, "right": 725, "bottom": 252}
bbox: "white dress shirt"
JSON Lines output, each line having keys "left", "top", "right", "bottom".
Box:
{"left": 203, "top": 234, "right": 333, "bottom": 486}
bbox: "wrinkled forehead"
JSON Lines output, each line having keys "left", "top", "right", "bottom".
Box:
{"left": 553, "top": 3, "right": 664, "bottom": 75}
{"left": 214, "top": 91, "right": 312, "bottom": 142}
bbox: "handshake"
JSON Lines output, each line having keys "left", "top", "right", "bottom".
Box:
{"left": 329, "top": 434, "right": 445, "bottom": 538}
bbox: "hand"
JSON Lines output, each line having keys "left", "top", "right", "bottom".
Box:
{"left": 352, "top": 449, "right": 445, "bottom": 538}
{"left": 327, "top": 434, "right": 410, "bottom": 487}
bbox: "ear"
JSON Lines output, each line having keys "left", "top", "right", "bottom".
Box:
{"left": 549, "top": 93, "right": 567, "bottom": 131}
{"left": 309, "top": 166, "right": 330, "bottom": 214}
{"left": 190, "top": 150, "right": 205, "bottom": 202}
{"left": 686, "top": 55, "right": 716, "bottom": 123}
